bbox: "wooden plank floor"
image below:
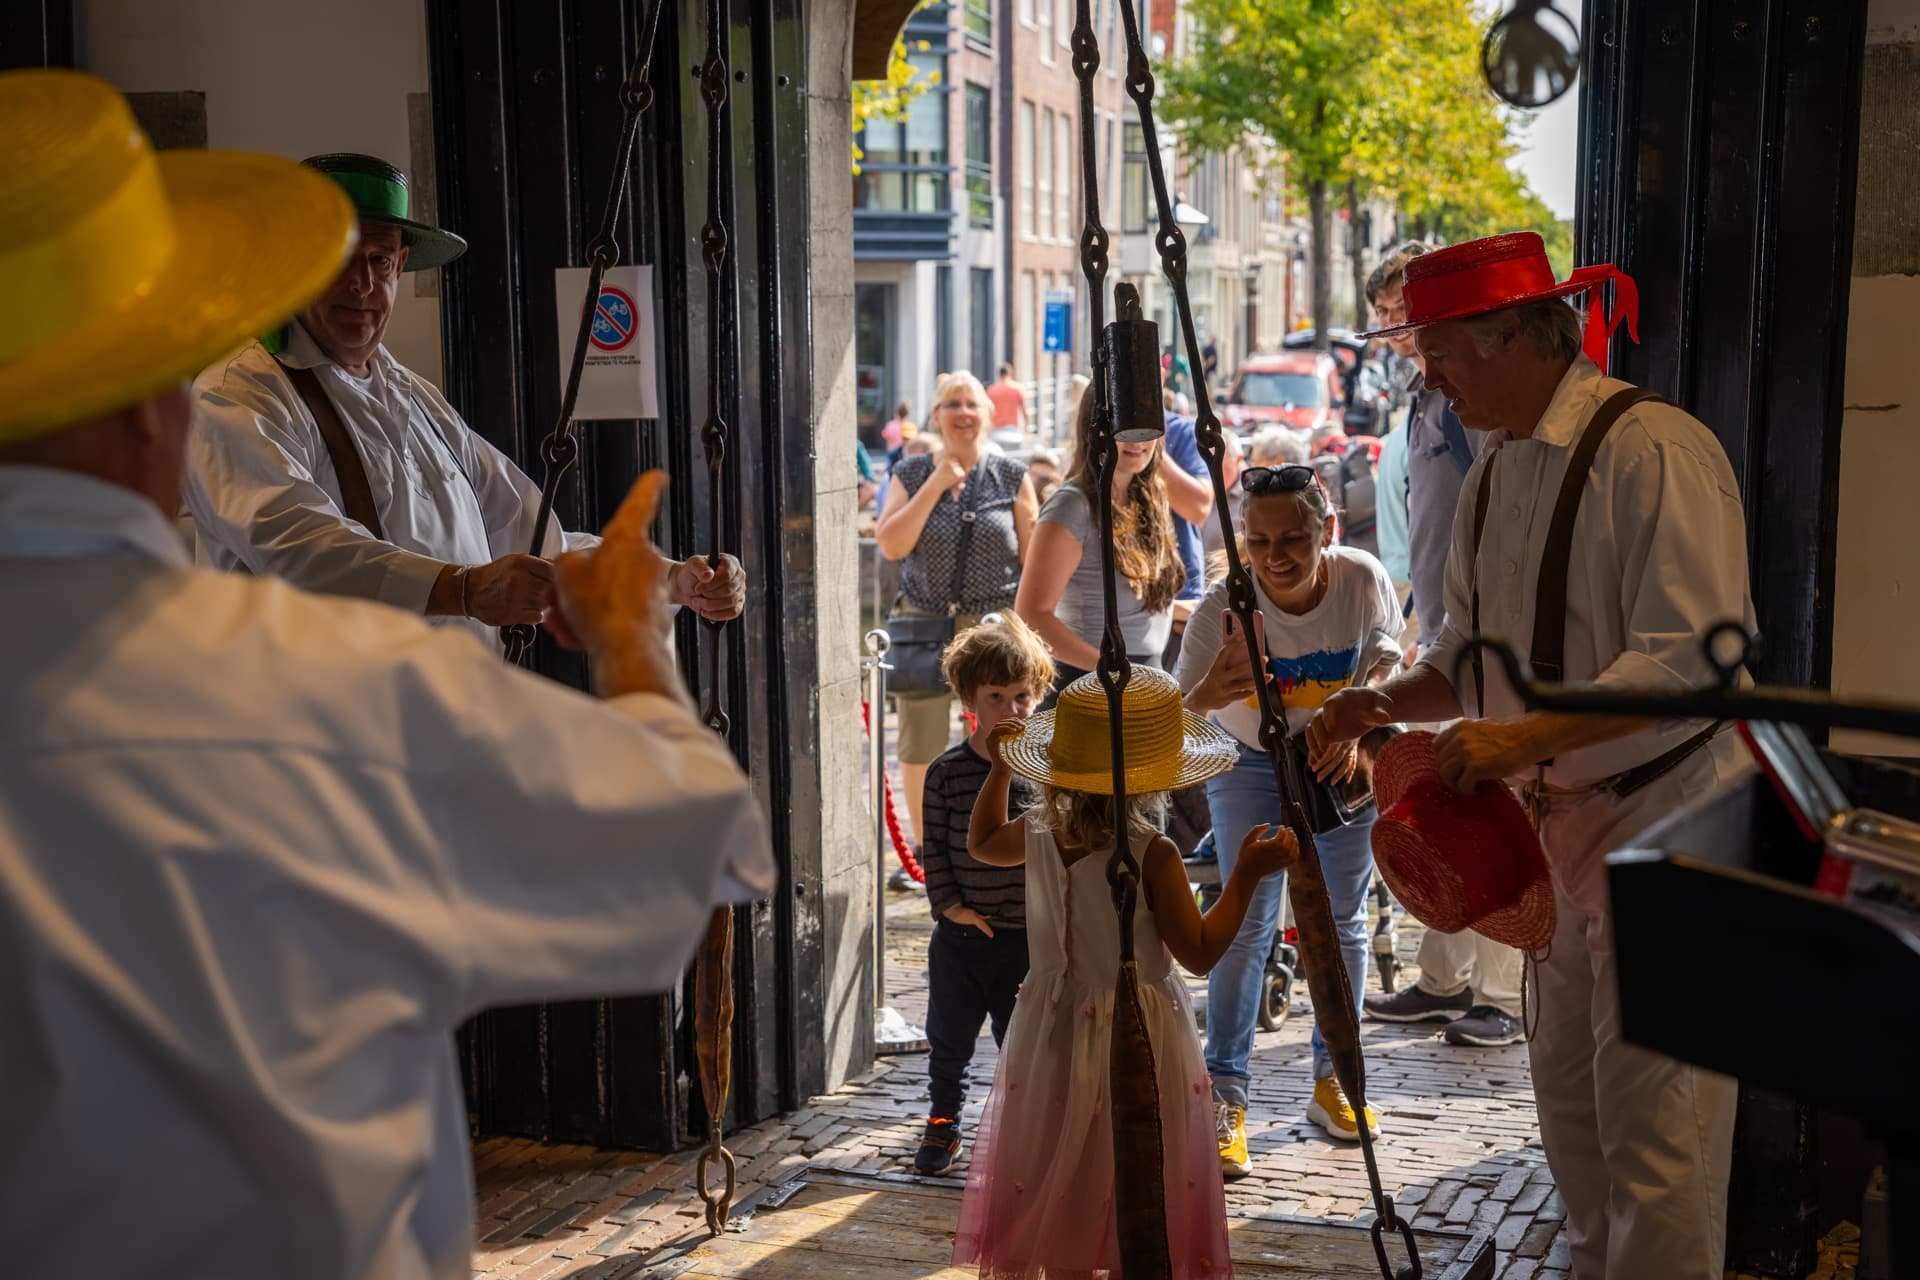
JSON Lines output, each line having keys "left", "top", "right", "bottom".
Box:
{"left": 636, "top": 1167, "right": 1496, "bottom": 1278}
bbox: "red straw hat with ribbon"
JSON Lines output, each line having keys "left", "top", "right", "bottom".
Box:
{"left": 1359, "top": 231, "right": 1638, "bottom": 374}
{"left": 1369, "top": 731, "right": 1555, "bottom": 952}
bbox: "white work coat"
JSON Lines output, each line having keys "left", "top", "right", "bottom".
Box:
{"left": 185, "top": 321, "right": 597, "bottom": 649}
{"left": 0, "top": 465, "right": 773, "bottom": 1280}
{"left": 1420, "top": 356, "right": 1756, "bottom": 785}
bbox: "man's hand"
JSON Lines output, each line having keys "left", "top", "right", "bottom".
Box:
{"left": 943, "top": 905, "right": 995, "bottom": 937}
{"left": 553, "top": 471, "right": 684, "bottom": 702}
{"left": 669, "top": 553, "right": 747, "bottom": 622}
{"left": 1432, "top": 718, "right": 1545, "bottom": 793}
{"left": 462, "top": 554, "right": 558, "bottom": 626}
{"left": 1306, "top": 686, "right": 1395, "bottom": 759}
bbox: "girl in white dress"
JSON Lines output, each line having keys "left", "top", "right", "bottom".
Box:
{"left": 952, "top": 668, "right": 1296, "bottom": 1278}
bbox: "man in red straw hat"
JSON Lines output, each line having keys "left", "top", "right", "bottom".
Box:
{"left": 1307, "top": 231, "right": 1756, "bottom": 1280}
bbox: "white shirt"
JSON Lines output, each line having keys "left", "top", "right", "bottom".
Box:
{"left": 0, "top": 466, "right": 773, "bottom": 1280}
{"left": 1419, "top": 357, "right": 1757, "bottom": 786}
{"left": 1174, "top": 546, "right": 1404, "bottom": 750}
{"left": 185, "top": 321, "right": 597, "bottom": 649}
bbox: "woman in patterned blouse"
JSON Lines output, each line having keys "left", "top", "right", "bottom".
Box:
{"left": 875, "top": 371, "right": 1040, "bottom": 845}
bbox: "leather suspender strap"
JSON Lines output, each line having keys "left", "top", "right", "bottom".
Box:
{"left": 276, "top": 359, "right": 386, "bottom": 540}
{"left": 1528, "top": 386, "right": 1666, "bottom": 681}
{"left": 1468, "top": 455, "right": 1500, "bottom": 718}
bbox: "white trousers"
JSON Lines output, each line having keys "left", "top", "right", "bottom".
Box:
{"left": 1414, "top": 925, "right": 1523, "bottom": 1016}
{"left": 1527, "top": 735, "right": 1746, "bottom": 1280}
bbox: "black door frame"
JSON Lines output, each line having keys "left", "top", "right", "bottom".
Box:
{"left": 426, "top": 0, "right": 821, "bottom": 1151}
{"left": 1577, "top": 2, "right": 1870, "bottom": 1272}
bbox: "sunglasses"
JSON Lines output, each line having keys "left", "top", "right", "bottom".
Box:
{"left": 1239, "top": 464, "right": 1318, "bottom": 495}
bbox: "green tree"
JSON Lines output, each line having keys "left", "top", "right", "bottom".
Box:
{"left": 1162, "top": 0, "right": 1570, "bottom": 333}
{"left": 851, "top": 34, "right": 937, "bottom": 173}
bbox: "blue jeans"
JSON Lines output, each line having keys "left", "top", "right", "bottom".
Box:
{"left": 1204, "top": 746, "right": 1376, "bottom": 1107}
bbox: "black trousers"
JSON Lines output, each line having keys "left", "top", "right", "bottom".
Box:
{"left": 925, "top": 918, "right": 1029, "bottom": 1122}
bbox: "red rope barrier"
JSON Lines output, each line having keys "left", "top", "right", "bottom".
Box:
{"left": 861, "top": 701, "right": 925, "bottom": 884}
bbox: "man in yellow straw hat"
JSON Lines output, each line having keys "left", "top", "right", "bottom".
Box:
{"left": 0, "top": 70, "right": 771, "bottom": 1280}
{"left": 182, "top": 152, "right": 743, "bottom": 649}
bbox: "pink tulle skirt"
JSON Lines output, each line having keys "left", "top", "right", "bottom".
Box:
{"left": 951, "top": 967, "right": 1233, "bottom": 1278}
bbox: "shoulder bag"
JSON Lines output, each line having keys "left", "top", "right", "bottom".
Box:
{"left": 885, "top": 454, "right": 990, "bottom": 696}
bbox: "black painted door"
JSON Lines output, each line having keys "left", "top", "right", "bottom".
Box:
{"left": 426, "top": 0, "right": 822, "bottom": 1152}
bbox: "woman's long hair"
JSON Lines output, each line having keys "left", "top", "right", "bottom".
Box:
{"left": 1063, "top": 391, "right": 1186, "bottom": 615}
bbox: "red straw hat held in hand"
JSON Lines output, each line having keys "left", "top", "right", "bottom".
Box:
{"left": 1369, "top": 731, "right": 1555, "bottom": 952}
{"left": 1358, "top": 231, "right": 1639, "bottom": 375}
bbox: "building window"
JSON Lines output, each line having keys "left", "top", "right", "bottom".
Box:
{"left": 1038, "top": 0, "right": 1054, "bottom": 62}
{"left": 854, "top": 51, "right": 949, "bottom": 212}
{"left": 1039, "top": 108, "right": 1054, "bottom": 240}
{"left": 1122, "top": 121, "right": 1149, "bottom": 234}
{"left": 1018, "top": 101, "right": 1035, "bottom": 238}
{"left": 1106, "top": 0, "right": 1119, "bottom": 75}
{"left": 1105, "top": 114, "right": 1119, "bottom": 226}
{"left": 1023, "top": 269, "right": 1039, "bottom": 383}
{"left": 1057, "top": 0, "right": 1072, "bottom": 48}
{"left": 1057, "top": 112, "right": 1074, "bottom": 241}
{"left": 1019, "top": 0, "right": 1034, "bottom": 25}
{"left": 965, "top": 83, "right": 993, "bottom": 229}
{"left": 965, "top": 0, "right": 991, "bottom": 47}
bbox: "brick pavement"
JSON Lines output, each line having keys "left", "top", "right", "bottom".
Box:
{"left": 469, "top": 881, "right": 1571, "bottom": 1277}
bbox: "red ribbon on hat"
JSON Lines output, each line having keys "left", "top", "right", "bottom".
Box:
{"left": 1565, "top": 264, "right": 1639, "bottom": 375}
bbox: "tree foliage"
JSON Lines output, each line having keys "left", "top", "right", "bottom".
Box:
{"left": 1161, "top": 0, "right": 1573, "bottom": 326}
{"left": 851, "top": 34, "right": 937, "bottom": 173}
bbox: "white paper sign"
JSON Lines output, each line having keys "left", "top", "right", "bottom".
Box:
{"left": 555, "top": 265, "right": 659, "bottom": 420}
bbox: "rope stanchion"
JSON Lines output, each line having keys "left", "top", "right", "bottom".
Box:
{"left": 860, "top": 700, "right": 926, "bottom": 884}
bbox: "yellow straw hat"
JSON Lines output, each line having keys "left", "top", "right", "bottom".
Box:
{"left": 0, "top": 70, "right": 357, "bottom": 442}
{"left": 998, "top": 668, "right": 1239, "bottom": 796}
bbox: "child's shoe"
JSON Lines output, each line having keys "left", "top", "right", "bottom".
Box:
{"left": 913, "top": 1117, "right": 963, "bottom": 1175}
{"left": 1307, "top": 1075, "right": 1381, "bottom": 1142}
{"left": 1215, "top": 1102, "right": 1252, "bottom": 1179}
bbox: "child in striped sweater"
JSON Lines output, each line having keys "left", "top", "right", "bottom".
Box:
{"left": 914, "top": 614, "right": 1057, "bottom": 1176}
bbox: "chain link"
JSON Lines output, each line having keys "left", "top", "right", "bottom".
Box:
{"left": 692, "top": 0, "right": 739, "bottom": 1237}
{"left": 1100, "top": 6, "right": 1419, "bottom": 1277}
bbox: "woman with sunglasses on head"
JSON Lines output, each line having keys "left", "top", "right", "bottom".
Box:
{"left": 1172, "top": 463, "right": 1406, "bottom": 1170}
{"left": 1014, "top": 390, "right": 1186, "bottom": 706}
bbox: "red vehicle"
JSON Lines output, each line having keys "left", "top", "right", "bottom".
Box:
{"left": 1218, "top": 351, "right": 1348, "bottom": 437}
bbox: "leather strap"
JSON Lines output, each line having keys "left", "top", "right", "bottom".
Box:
{"left": 1437, "top": 403, "right": 1474, "bottom": 478}
{"left": 277, "top": 360, "right": 386, "bottom": 540}
{"left": 1468, "top": 386, "right": 1667, "bottom": 715}
{"left": 944, "top": 454, "right": 990, "bottom": 617}
{"left": 1607, "top": 721, "right": 1725, "bottom": 798}
{"left": 1529, "top": 387, "right": 1667, "bottom": 681}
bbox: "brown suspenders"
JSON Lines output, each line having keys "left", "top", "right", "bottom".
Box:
{"left": 274, "top": 358, "right": 386, "bottom": 540}
{"left": 1467, "top": 386, "right": 1720, "bottom": 795}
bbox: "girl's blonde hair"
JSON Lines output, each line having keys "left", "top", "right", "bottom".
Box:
{"left": 1034, "top": 784, "right": 1167, "bottom": 856}
{"left": 1063, "top": 391, "right": 1186, "bottom": 614}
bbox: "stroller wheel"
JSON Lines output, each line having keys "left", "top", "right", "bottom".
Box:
{"left": 1257, "top": 967, "right": 1293, "bottom": 1031}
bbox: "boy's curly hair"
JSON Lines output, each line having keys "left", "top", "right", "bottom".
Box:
{"left": 941, "top": 613, "right": 1057, "bottom": 707}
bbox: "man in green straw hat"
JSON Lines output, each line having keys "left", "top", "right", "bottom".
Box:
{"left": 184, "top": 152, "right": 744, "bottom": 650}
{"left": 0, "top": 74, "right": 771, "bottom": 1279}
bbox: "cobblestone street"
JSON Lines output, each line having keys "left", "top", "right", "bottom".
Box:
{"left": 470, "top": 880, "right": 1572, "bottom": 1278}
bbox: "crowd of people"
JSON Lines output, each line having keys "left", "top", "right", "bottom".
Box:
{"left": 4, "top": 69, "right": 1757, "bottom": 1280}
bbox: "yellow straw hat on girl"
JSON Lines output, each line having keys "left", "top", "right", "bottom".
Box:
{"left": 999, "top": 668, "right": 1238, "bottom": 795}
{"left": 0, "top": 70, "right": 356, "bottom": 441}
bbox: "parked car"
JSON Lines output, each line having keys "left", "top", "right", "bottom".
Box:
{"left": 1218, "top": 351, "right": 1348, "bottom": 438}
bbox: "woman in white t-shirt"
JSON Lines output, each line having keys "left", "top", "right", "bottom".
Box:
{"left": 1173, "top": 463, "right": 1404, "bottom": 1164}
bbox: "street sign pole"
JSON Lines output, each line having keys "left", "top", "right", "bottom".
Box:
{"left": 1042, "top": 286, "right": 1074, "bottom": 443}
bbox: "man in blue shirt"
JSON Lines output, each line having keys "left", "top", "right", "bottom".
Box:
{"left": 1357, "top": 243, "right": 1522, "bottom": 1049}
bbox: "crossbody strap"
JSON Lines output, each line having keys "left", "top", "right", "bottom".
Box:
{"left": 1437, "top": 403, "right": 1475, "bottom": 478}
{"left": 942, "top": 454, "right": 992, "bottom": 617}
{"left": 276, "top": 359, "right": 386, "bottom": 541}
{"left": 1468, "top": 452, "right": 1500, "bottom": 718}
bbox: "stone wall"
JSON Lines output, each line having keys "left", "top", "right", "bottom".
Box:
{"left": 1832, "top": 0, "right": 1920, "bottom": 755}
{"left": 808, "top": 0, "right": 878, "bottom": 1088}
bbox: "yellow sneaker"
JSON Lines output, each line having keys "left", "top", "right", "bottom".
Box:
{"left": 1307, "top": 1076, "right": 1381, "bottom": 1142}
{"left": 1215, "top": 1101, "right": 1252, "bottom": 1179}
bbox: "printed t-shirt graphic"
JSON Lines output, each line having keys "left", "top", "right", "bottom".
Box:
{"left": 1256, "top": 643, "right": 1363, "bottom": 713}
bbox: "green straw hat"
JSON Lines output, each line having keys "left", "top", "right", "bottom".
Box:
{"left": 300, "top": 153, "right": 466, "bottom": 271}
